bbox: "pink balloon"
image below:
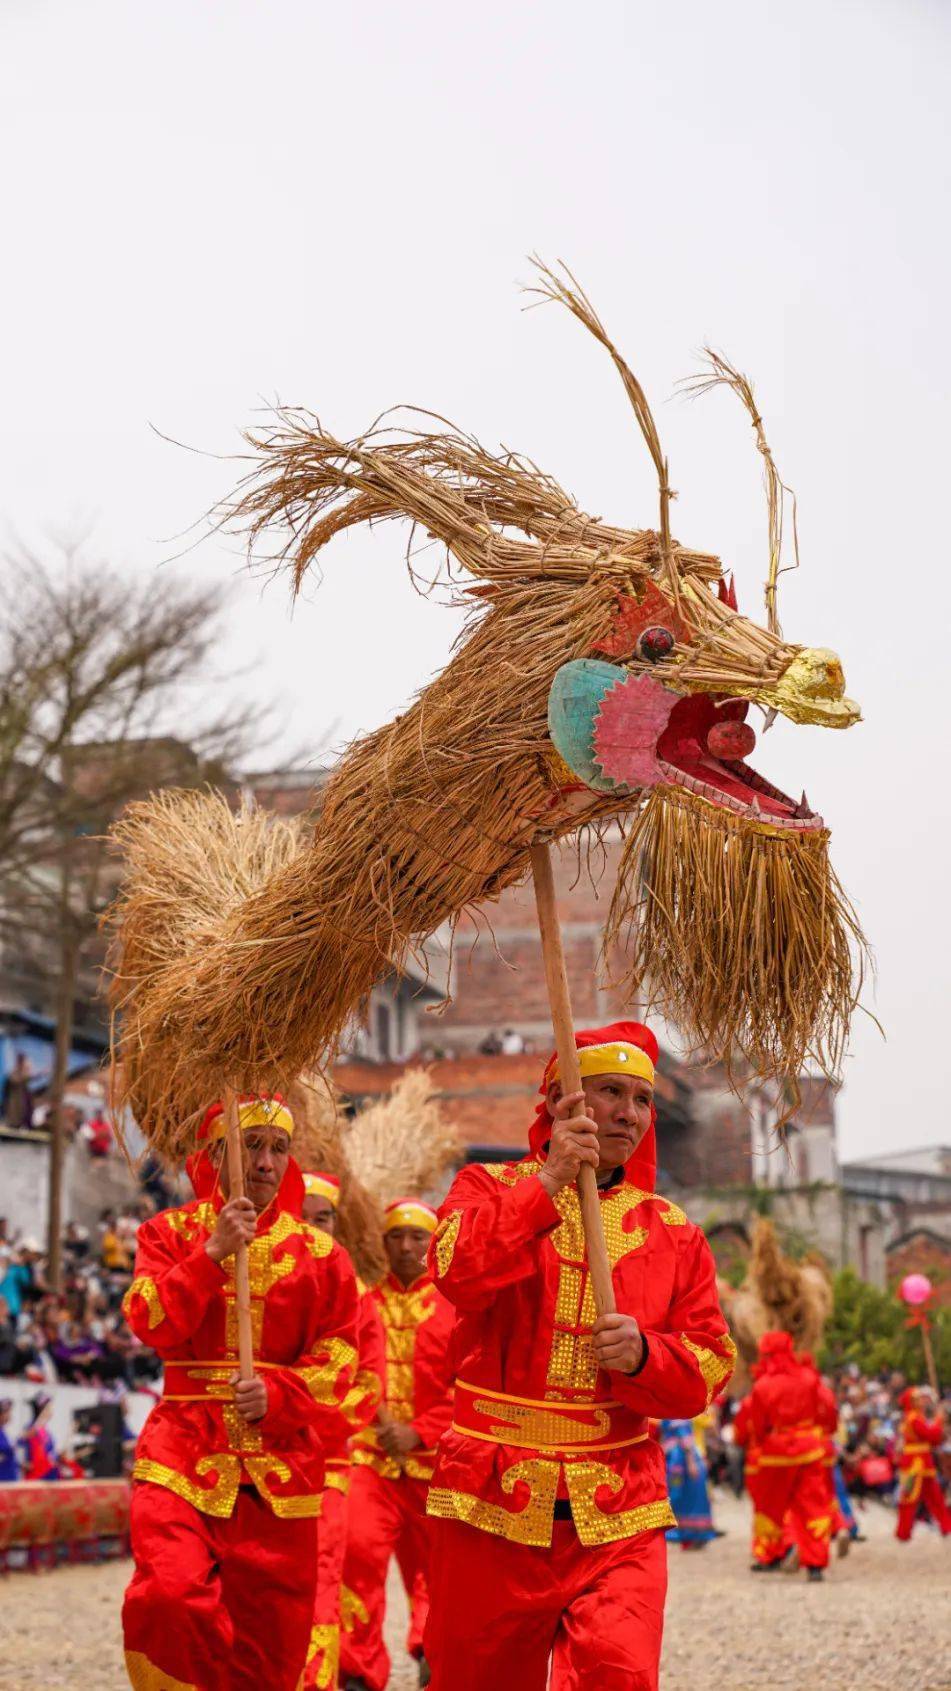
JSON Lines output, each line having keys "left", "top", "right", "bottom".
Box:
{"left": 900, "top": 1273, "right": 933, "bottom": 1306}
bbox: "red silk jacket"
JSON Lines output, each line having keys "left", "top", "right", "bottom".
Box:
{"left": 124, "top": 1168, "right": 359, "bottom": 1520}
{"left": 898, "top": 1411, "right": 944, "bottom": 1485}
{"left": 425, "top": 1155, "right": 736, "bottom": 1547}
{"left": 750, "top": 1359, "right": 837, "bottom": 1468}
{"left": 350, "top": 1270, "right": 456, "bottom": 1484}
{"left": 323, "top": 1281, "right": 386, "bottom": 1494}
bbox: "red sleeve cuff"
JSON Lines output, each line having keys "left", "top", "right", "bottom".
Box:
{"left": 513, "top": 1173, "right": 561, "bottom": 1236}
{"left": 186, "top": 1243, "right": 228, "bottom": 1292}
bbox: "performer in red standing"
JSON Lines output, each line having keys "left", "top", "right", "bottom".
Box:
{"left": 895, "top": 1384, "right": 951, "bottom": 1542}
{"left": 423, "top": 1020, "right": 736, "bottom": 1691}
{"left": 732, "top": 1380, "right": 775, "bottom": 1570}
{"left": 749, "top": 1330, "right": 838, "bottom": 1581}
{"left": 121, "top": 1097, "right": 360, "bottom": 1691}
{"left": 300, "top": 1171, "right": 386, "bottom": 1691}
{"left": 340, "top": 1198, "right": 455, "bottom": 1691}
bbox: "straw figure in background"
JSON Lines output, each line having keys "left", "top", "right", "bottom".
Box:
{"left": 106, "top": 793, "right": 369, "bottom": 1691}
{"left": 722, "top": 1218, "right": 833, "bottom": 1392}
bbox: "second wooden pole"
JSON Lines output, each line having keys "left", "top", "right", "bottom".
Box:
{"left": 530, "top": 840, "right": 616, "bottom": 1318}
{"left": 224, "top": 1088, "right": 255, "bottom": 1378}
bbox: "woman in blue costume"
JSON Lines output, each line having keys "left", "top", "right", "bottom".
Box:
{"left": 661, "top": 1419, "right": 717, "bottom": 1548}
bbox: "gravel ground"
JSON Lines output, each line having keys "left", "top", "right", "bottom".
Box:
{"left": 2, "top": 1491, "right": 949, "bottom": 1689}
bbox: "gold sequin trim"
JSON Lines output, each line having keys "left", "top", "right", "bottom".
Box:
{"left": 243, "top": 1455, "right": 320, "bottom": 1517}
{"left": 124, "top": 1276, "right": 166, "bottom": 1332}
{"left": 124, "top": 1650, "right": 197, "bottom": 1690}
{"left": 433, "top": 1210, "right": 462, "bottom": 1278}
{"left": 680, "top": 1333, "right": 737, "bottom": 1405}
{"left": 427, "top": 1458, "right": 560, "bottom": 1547}
{"left": 132, "top": 1454, "right": 241, "bottom": 1518}
{"left": 564, "top": 1462, "right": 677, "bottom": 1546}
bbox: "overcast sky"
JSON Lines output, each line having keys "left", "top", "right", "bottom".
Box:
{"left": 1, "top": 0, "right": 947, "bottom": 1162}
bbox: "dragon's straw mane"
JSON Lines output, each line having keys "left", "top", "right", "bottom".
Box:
{"left": 106, "top": 262, "right": 866, "bottom": 1114}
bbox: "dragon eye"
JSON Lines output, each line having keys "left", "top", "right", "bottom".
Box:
{"left": 636, "top": 625, "right": 675, "bottom": 663}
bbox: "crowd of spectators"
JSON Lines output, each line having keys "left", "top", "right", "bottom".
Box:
{"left": 0, "top": 1205, "right": 162, "bottom": 1395}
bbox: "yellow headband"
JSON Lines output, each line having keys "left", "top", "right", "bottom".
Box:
{"left": 384, "top": 1201, "right": 438, "bottom": 1234}
{"left": 302, "top": 1172, "right": 340, "bottom": 1207}
{"left": 205, "top": 1098, "right": 295, "bottom": 1142}
{"left": 551, "top": 1042, "right": 655, "bottom": 1087}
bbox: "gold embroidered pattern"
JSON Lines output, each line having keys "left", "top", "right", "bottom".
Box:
{"left": 427, "top": 1458, "right": 560, "bottom": 1547}
{"left": 124, "top": 1650, "right": 197, "bottom": 1690}
{"left": 681, "top": 1333, "right": 737, "bottom": 1405}
{"left": 564, "top": 1462, "right": 677, "bottom": 1546}
{"left": 657, "top": 1198, "right": 688, "bottom": 1226}
{"left": 377, "top": 1279, "right": 437, "bottom": 1421}
{"left": 433, "top": 1210, "right": 462, "bottom": 1277}
{"left": 306, "top": 1623, "right": 339, "bottom": 1689}
{"left": 341, "top": 1367, "right": 383, "bottom": 1427}
{"left": 753, "top": 1510, "right": 782, "bottom": 1543}
{"left": 243, "top": 1455, "right": 320, "bottom": 1517}
{"left": 133, "top": 1453, "right": 241, "bottom": 1518}
{"left": 340, "top": 1583, "right": 369, "bottom": 1632}
{"left": 124, "top": 1276, "right": 166, "bottom": 1332}
{"left": 323, "top": 1467, "right": 351, "bottom": 1495}
{"left": 298, "top": 1338, "right": 358, "bottom": 1403}
{"left": 222, "top": 1402, "right": 263, "bottom": 1454}
{"left": 162, "top": 1201, "right": 216, "bottom": 1242}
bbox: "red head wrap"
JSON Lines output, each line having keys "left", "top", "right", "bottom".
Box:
{"left": 529, "top": 1020, "right": 660, "bottom": 1188}
{"left": 186, "top": 1092, "right": 303, "bottom": 1214}
{"left": 757, "top": 1330, "right": 796, "bottom": 1374}
{"left": 899, "top": 1386, "right": 920, "bottom": 1413}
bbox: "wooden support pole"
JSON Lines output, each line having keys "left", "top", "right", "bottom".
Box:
{"left": 224, "top": 1088, "right": 255, "bottom": 1379}
{"left": 921, "top": 1322, "right": 939, "bottom": 1398}
{"left": 530, "top": 840, "right": 616, "bottom": 1318}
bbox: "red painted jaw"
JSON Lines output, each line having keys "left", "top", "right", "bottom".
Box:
{"left": 654, "top": 694, "right": 822, "bottom": 830}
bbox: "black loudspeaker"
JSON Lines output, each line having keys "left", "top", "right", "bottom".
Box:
{"left": 79, "top": 1401, "right": 124, "bottom": 1477}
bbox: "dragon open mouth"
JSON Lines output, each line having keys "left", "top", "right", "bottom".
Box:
{"left": 655, "top": 693, "right": 823, "bottom": 832}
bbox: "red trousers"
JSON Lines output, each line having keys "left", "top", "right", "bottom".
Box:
{"left": 896, "top": 1474, "right": 951, "bottom": 1541}
{"left": 123, "top": 1482, "right": 317, "bottom": 1691}
{"left": 755, "top": 1459, "right": 833, "bottom": 1569}
{"left": 425, "top": 1517, "right": 668, "bottom": 1691}
{"left": 338, "top": 1466, "right": 430, "bottom": 1691}
{"left": 304, "top": 1484, "right": 348, "bottom": 1689}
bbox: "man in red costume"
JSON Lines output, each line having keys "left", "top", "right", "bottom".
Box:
{"left": 423, "top": 1020, "right": 736, "bottom": 1691}
{"left": 895, "top": 1384, "right": 950, "bottom": 1541}
{"left": 340, "top": 1197, "right": 455, "bottom": 1691}
{"left": 749, "top": 1330, "right": 837, "bottom": 1581}
{"left": 121, "top": 1097, "right": 360, "bottom": 1691}
{"left": 300, "top": 1171, "right": 386, "bottom": 1691}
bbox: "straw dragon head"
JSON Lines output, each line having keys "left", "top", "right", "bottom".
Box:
{"left": 178, "top": 260, "right": 866, "bottom": 1096}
